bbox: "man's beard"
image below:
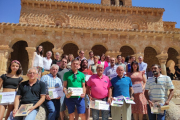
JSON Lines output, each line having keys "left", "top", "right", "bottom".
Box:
{"left": 82, "top": 65, "right": 87, "bottom": 69}
{"left": 153, "top": 71, "right": 158, "bottom": 75}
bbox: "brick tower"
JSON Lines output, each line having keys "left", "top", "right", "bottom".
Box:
{"left": 101, "top": 0, "right": 132, "bottom": 6}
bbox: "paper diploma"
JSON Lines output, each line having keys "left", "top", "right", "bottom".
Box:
{"left": 0, "top": 92, "right": 16, "bottom": 104}
{"left": 48, "top": 87, "right": 64, "bottom": 99}
{"left": 90, "top": 100, "right": 110, "bottom": 110}
{"left": 85, "top": 75, "right": 91, "bottom": 82}
{"left": 68, "top": 87, "right": 83, "bottom": 96}
{"left": 111, "top": 95, "right": 124, "bottom": 105}
{"left": 124, "top": 97, "right": 135, "bottom": 104}
{"left": 132, "top": 84, "right": 143, "bottom": 94}
{"left": 15, "top": 104, "right": 33, "bottom": 116}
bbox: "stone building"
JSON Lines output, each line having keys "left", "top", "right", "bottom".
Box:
{"left": 0, "top": 0, "right": 180, "bottom": 75}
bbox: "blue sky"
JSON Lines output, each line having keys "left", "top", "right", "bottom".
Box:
{"left": 0, "top": 0, "right": 179, "bottom": 28}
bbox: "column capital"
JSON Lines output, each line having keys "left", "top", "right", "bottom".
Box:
{"left": 156, "top": 53, "right": 168, "bottom": 64}
{"left": 105, "top": 51, "right": 121, "bottom": 58}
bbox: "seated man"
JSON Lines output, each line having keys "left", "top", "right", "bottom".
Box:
{"left": 8, "top": 67, "right": 46, "bottom": 120}
{"left": 41, "top": 64, "right": 63, "bottom": 120}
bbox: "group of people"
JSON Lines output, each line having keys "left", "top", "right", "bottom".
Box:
{"left": 0, "top": 45, "right": 175, "bottom": 120}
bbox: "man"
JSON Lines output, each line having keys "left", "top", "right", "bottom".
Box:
{"left": 87, "top": 51, "right": 94, "bottom": 67}
{"left": 78, "top": 59, "right": 93, "bottom": 120}
{"left": 63, "top": 59, "right": 86, "bottom": 120}
{"left": 116, "top": 55, "right": 126, "bottom": 71}
{"left": 87, "top": 64, "right": 111, "bottom": 120}
{"left": 42, "top": 51, "right": 53, "bottom": 76}
{"left": 145, "top": 64, "right": 174, "bottom": 120}
{"left": 106, "top": 55, "right": 110, "bottom": 66}
{"left": 41, "top": 64, "right": 63, "bottom": 120}
{"left": 76, "top": 50, "right": 87, "bottom": 61}
{"left": 103, "top": 58, "right": 117, "bottom": 79}
{"left": 57, "top": 58, "right": 69, "bottom": 120}
{"left": 111, "top": 66, "right": 133, "bottom": 120}
{"left": 52, "top": 52, "right": 61, "bottom": 69}
{"left": 8, "top": 68, "right": 46, "bottom": 120}
{"left": 138, "top": 56, "right": 147, "bottom": 74}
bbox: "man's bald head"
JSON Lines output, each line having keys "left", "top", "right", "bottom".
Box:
{"left": 116, "top": 66, "right": 124, "bottom": 77}
{"left": 96, "top": 64, "right": 104, "bottom": 75}
{"left": 110, "top": 57, "right": 116, "bottom": 66}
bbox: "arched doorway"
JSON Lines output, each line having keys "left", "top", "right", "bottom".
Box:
{"left": 167, "top": 48, "right": 179, "bottom": 74}
{"left": 10, "top": 41, "right": 28, "bottom": 75}
{"left": 144, "top": 47, "right": 159, "bottom": 70}
{"left": 63, "top": 43, "right": 79, "bottom": 58}
{"left": 120, "top": 46, "right": 134, "bottom": 57}
{"left": 91, "top": 45, "right": 107, "bottom": 56}
{"left": 39, "top": 41, "right": 54, "bottom": 59}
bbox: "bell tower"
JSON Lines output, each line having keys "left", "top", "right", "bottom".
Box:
{"left": 101, "top": 0, "right": 132, "bottom": 6}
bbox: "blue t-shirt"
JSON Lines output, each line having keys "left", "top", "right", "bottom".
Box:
{"left": 111, "top": 76, "right": 132, "bottom": 97}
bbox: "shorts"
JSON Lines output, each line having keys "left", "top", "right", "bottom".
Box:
{"left": 60, "top": 93, "right": 66, "bottom": 112}
{"left": 65, "top": 97, "right": 85, "bottom": 114}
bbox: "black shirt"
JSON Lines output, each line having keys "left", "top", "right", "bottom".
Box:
{"left": 1, "top": 74, "right": 23, "bottom": 89}
{"left": 17, "top": 80, "right": 46, "bottom": 106}
{"left": 52, "top": 59, "right": 61, "bottom": 67}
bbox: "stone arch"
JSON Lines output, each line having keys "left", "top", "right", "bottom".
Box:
{"left": 9, "top": 41, "right": 29, "bottom": 75}
{"left": 144, "top": 47, "right": 159, "bottom": 70}
{"left": 61, "top": 41, "right": 79, "bottom": 50}
{"left": 9, "top": 39, "right": 30, "bottom": 48}
{"left": 167, "top": 48, "right": 179, "bottom": 65}
{"left": 167, "top": 60, "right": 175, "bottom": 74}
{"left": 91, "top": 45, "right": 107, "bottom": 56}
{"left": 62, "top": 43, "right": 79, "bottom": 58}
{"left": 145, "top": 45, "right": 161, "bottom": 55}
{"left": 120, "top": 45, "right": 135, "bottom": 57}
{"left": 39, "top": 41, "right": 54, "bottom": 59}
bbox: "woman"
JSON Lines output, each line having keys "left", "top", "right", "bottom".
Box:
{"left": 126, "top": 55, "right": 136, "bottom": 73}
{"left": 121, "top": 57, "right": 126, "bottom": 65}
{"left": 89, "top": 56, "right": 99, "bottom": 74}
{"left": 0, "top": 60, "right": 23, "bottom": 120}
{"left": 128, "top": 61, "right": 147, "bottom": 120}
{"left": 98, "top": 54, "right": 108, "bottom": 69}
{"left": 32, "top": 45, "right": 43, "bottom": 80}
{"left": 67, "top": 54, "right": 74, "bottom": 69}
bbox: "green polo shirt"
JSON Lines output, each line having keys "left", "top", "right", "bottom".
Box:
{"left": 63, "top": 70, "right": 85, "bottom": 98}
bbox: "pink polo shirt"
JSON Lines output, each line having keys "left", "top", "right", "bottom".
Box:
{"left": 87, "top": 74, "right": 112, "bottom": 99}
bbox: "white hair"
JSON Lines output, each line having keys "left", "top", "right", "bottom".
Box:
{"left": 46, "top": 51, "right": 52, "bottom": 57}
{"left": 50, "top": 64, "right": 59, "bottom": 70}
{"left": 27, "top": 67, "right": 38, "bottom": 74}
{"left": 138, "top": 56, "right": 143, "bottom": 59}
{"left": 55, "top": 52, "right": 60, "bottom": 56}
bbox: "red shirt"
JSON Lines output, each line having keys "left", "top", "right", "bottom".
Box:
{"left": 80, "top": 69, "right": 93, "bottom": 75}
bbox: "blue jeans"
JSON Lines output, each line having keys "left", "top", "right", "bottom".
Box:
{"left": 91, "top": 109, "right": 109, "bottom": 120}
{"left": 147, "top": 104, "right": 166, "bottom": 120}
{"left": 44, "top": 99, "right": 60, "bottom": 120}
{"left": 8, "top": 109, "right": 38, "bottom": 120}
{"left": 60, "top": 93, "right": 66, "bottom": 112}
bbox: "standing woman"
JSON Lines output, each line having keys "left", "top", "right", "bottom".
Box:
{"left": 89, "top": 56, "right": 99, "bottom": 74}
{"left": 0, "top": 60, "right": 23, "bottom": 120}
{"left": 32, "top": 45, "right": 44, "bottom": 80}
{"left": 98, "top": 54, "right": 109, "bottom": 69}
{"left": 128, "top": 61, "right": 147, "bottom": 120}
{"left": 67, "top": 54, "right": 74, "bottom": 69}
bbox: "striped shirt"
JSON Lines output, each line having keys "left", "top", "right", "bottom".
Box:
{"left": 41, "top": 74, "right": 62, "bottom": 94}
{"left": 145, "top": 74, "right": 174, "bottom": 102}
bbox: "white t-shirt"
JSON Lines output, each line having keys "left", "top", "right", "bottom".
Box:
{"left": 88, "top": 59, "right": 94, "bottom": 68}
{"left": 43, "top": 57, "right": 52, "bottom": 70}
{"left": 33, "top": 52, "right": 43, "bottom": 68}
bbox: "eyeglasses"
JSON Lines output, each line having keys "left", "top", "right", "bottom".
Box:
{"left": 155, "top": 77, "right": 157, "bottom": 84}
{"left": 28, "top": 72, "right": 37, "bottom": 75}
{"left": 74, "top": 74, "right": 77, "bottom": 79}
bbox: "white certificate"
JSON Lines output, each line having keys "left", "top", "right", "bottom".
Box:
{"left": 48, "top": 87, "right": 64, "bottom": 99}
{"left": 68, "top": 87, "right": 83, "bottom": 96}
{"left": 124, "top": 97, "right": 135, "bottom": 104}
{"left": 90, "top": 100, "right": 110, "bottom": 110}
{"left": 0, "top": 92, "right": 16, "bottom": 104}
{"left": 111, "top": 95, "right": 124, "bottom": 105}
{"left": 132, "top": 84, "right": 143, "bottom": 94}
{"left": 85, "top": 75, "right": 91, "bottom": 82}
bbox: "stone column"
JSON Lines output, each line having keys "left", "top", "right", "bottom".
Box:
{"left": 52, "top": 48, "right": 64, "bottom": 58}
{"left": 26, "top": 47, "right": 36, "bottom": 69}
{"left": 156, "top": 53, "right": 168, "bottom": 75}
{"left": 0, "top": 45, "right": 13, "bottom": 74}
{"left": 176, "top": 56, "right": 180, "bottom": 68}
{"left": 115, "top": 0, "right": 119, "bottom": 5}
{"left": 105, "top": 51, "right": 121, "bottom": 58}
